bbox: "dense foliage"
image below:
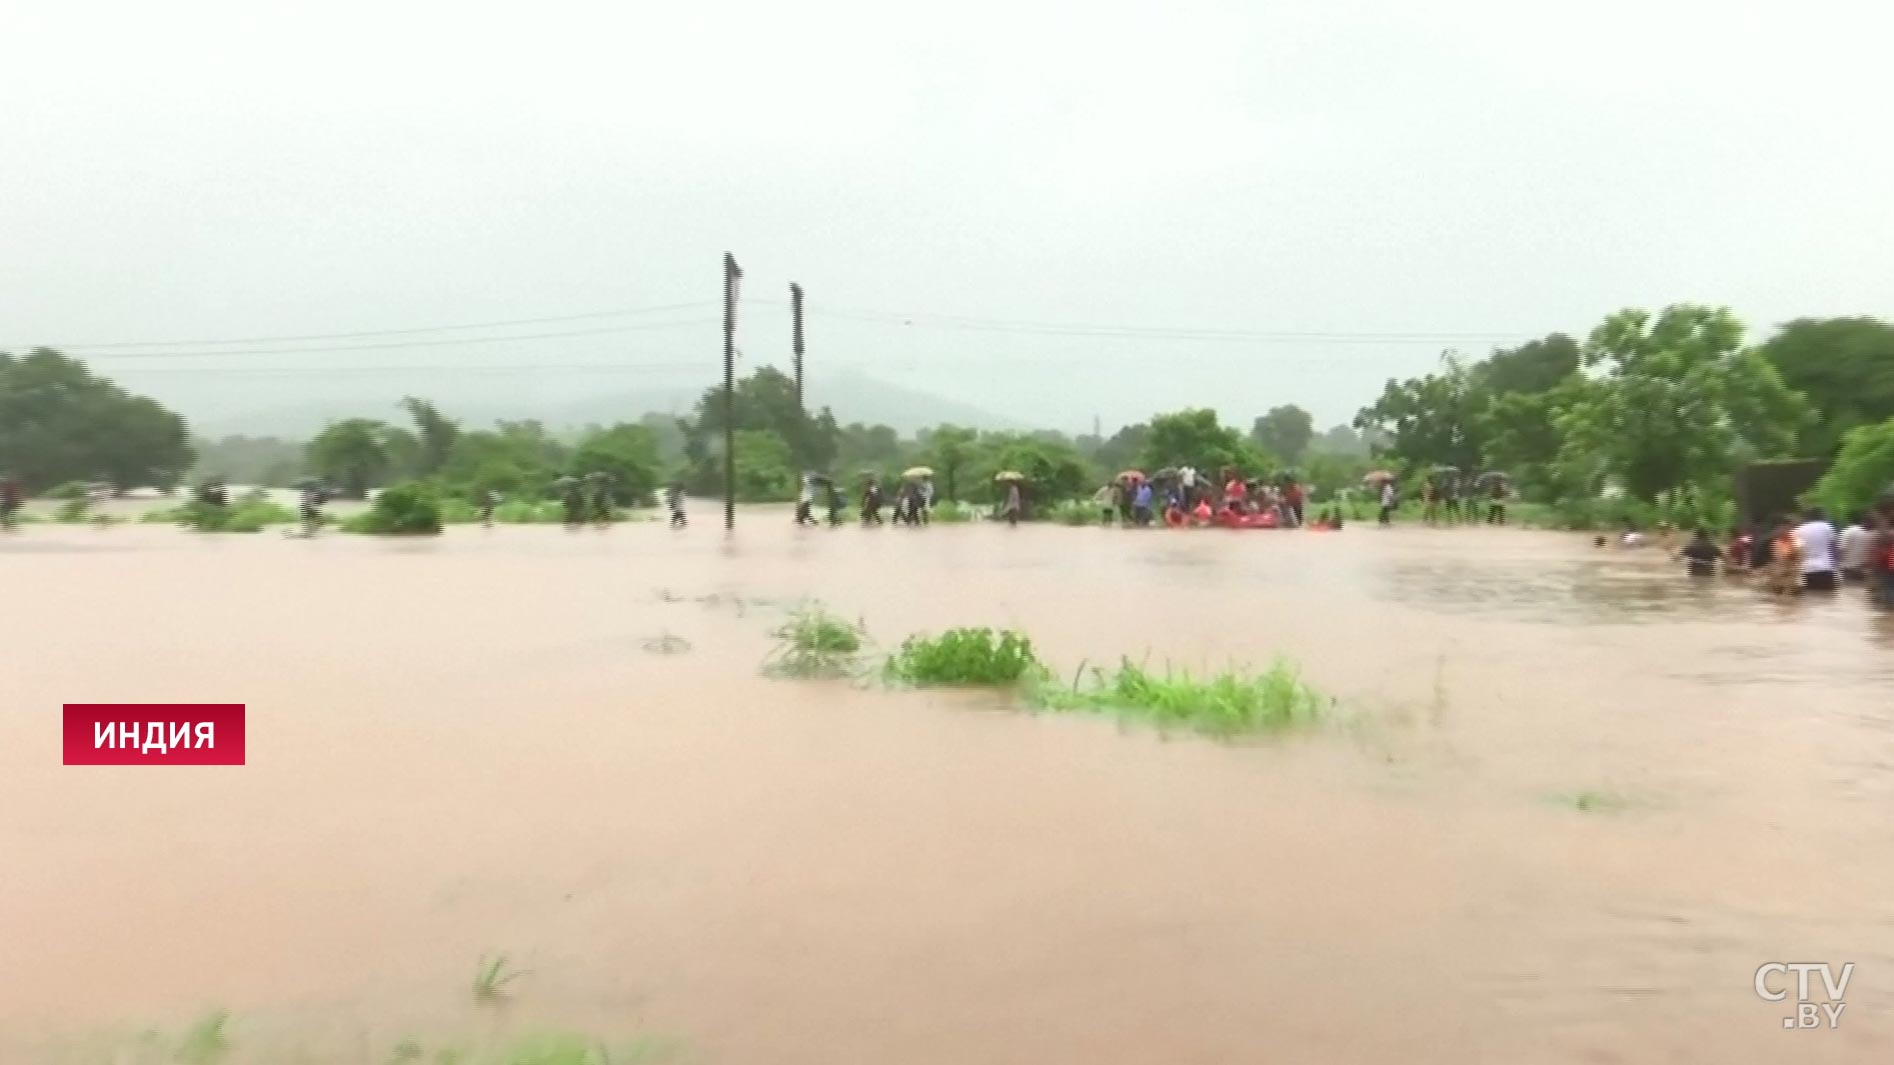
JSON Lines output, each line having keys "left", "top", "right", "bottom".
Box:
{"left": 342, "top": 481, "right": 444, "bottom": 535}
{"left": 0, "top": 347, "right": 194, "bottom": 492}
{"left": 1812, "top": 418, "right": 1894, "bottom": 521}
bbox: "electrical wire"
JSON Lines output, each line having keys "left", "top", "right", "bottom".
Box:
{"left": 15, "top": 300, "right": 714, "bottom": 351}
{"left": 61, "top": 319, "right": 717, "bottom": 361}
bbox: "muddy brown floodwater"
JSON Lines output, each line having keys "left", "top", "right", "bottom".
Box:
{"left": 4, "top": 520, "right": 1893, "bottom": 1063}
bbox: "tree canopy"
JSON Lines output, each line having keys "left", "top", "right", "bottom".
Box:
{"left": 0, "top": 348, "right": 194, "bottom": 493}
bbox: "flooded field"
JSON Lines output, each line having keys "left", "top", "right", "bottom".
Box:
{"left": 4, "top": 520, "right": 1893, "bottom": 1063}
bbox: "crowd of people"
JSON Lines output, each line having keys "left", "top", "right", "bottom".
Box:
{"left": 1618, "top": 501, "right": 1894, "bottom": 607}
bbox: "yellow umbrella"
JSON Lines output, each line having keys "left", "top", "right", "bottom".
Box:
{"left": 994, "top": 471, "right": 1026, "bottom": 483}
{"left": 903, "top": 466, "right": 934, "bottom": 479}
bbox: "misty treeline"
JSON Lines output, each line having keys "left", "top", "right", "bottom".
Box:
{"left": 6, "top": 305, "right": 1892, "bottom": 519}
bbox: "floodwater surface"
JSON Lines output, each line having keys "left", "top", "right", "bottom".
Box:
{"left": 3, "top": 521, "right": 1892, "bottom": 1063}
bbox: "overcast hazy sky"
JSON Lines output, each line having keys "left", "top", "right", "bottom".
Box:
{"left": 4, "top": 0, "right": 1890, "bottom": 434}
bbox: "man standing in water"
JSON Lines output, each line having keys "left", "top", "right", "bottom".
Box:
{"left": 478, "top": 488, "right": 500, "bottom": 528}
{"left": 1378, "top": 480, "right": 1396, "bottom": 526}
{"left": 664, "top": 482, "right": 687, "bottom": 528}
{"left": 1003, "top": 478, "right": 1023, "bottom": 527}
{"left": 794, "top": 474, "right": 819, "bottom": 526}
{"left": 585, "top": 471, "right": 615, "bottom": 527}
{"left": 826, "top": 480, "right": 846, "bottom": 526}
{"left": 861, "top": 477, "right": 885, "bottom": 526}
{"left": 1793, "top": 507, "right": 1839, "bottom": 592}
{"left": 554, "top": 475, "right": 584, "bottom": 528}
{"left": 0, "top": 473, "right": 20, "bottom": 530}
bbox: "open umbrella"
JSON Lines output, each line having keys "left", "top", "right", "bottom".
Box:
{"left": 1475, "top": 471, "right": 1510, "bottom": 486}
{"left": 903, "top": 466, "right": 934, "bottom": 479}
{"left": 807, "top": 472, "right": 834, "bottom": 485}
{"left": 1362, "top": 470, "right": 1396, "bottom": 484}
{"left": 994, "top": 471, "right": 1027, "bottom": 483}
{"left": 1153, "top": 467, "right": 1179, "bottom": 480}
{"left": 293, "top": 477, "right": 321, "bottom": 490}
{"left": 1116, "top": 469, "right": 1146, "bottom": 484}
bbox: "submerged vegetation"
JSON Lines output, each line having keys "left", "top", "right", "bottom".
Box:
{"left": 341, "top": 482, "right": 444, "bottom": 535}
{"left": 1035, "top": 658, "right": 1330, "bottom": 737}
{"left": 884, "top": 627, "right": 1045, "bottom": 687}
{"left": 764, "top": 603, "right": 867, "bottom": 678}
{"left": 58, "top": 1010, "right": 684, "bottom": 1065}
{"left": 472, "top": 953, "right": 526, "bottom": 1003}
{"left": 763, "top": 607, "right": 1334, "bottom": 740}
{"left": 143, "top": 498, "right": 298, "bottom": 533}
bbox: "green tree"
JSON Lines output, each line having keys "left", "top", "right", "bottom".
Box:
{"left": 568, "top": 423, "right": 662, "bottom": 505}
{"left": 972, "top": 432, "right": 1092, "bottom": 503}
{"left": 398, "top": 396, "right": 461, "bottom": 477}
{"left": 1250, "top": 405, "right": 1314, "bottom": 464}
{"left": 1555, "top": 305, "right": 1811, "bottom": 500}
{"left": 306, "top": 419, "right": 395, "bottom": 499}
{"left": 0, "top": 347, "right": 194, "bottom": 492}
{"left": 685, "top": 367, "right": 838, "bottom": 472}
{"left": 1812, "top": 417, "right": 1894, "bottom": 520}
{"left": 1140, "top": 408, "right": 1267, "bottom": 475}
{"left": 731, "top": 430, "right": 797, "bottom": 501}
{"left": 1479, "top": 334, "right": 1580, "bottom": 396}
{"left": 1085, "top": 422, "right": 1150, "bottom": 474}
{"left": 924, "top": 424, "right": 978, "bottom": 501}
{"left": 1353, "top": 354, "right": 1488, "bottom": 474}
{"left": 1760, "top": 317, "right": 1894, "bottom": 457}
{"left": 436, "top": 420, "right": 568, "bottom": 500}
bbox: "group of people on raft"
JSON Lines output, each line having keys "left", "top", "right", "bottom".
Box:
{"left": 1093, "top": 466, "right": 1338, "bottom": 529}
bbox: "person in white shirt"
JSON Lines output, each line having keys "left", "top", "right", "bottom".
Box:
{"left": 1793, "top": 507, "right": 1839, "bottom": 592}
{"left": 1179, "top": 466, "right": 1198, "bottom": 506}
{"left": 1837, "top": 511, "right": 1872, "bottom": 581}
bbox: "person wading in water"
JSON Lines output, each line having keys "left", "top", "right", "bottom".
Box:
{"left": 664, "top": 482, "right": 687, "bottom": 527}
{"left": 554, "top": 475, "right": 584, "bottom": 529}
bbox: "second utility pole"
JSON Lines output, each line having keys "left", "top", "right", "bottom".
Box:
{"left": 724, "top": 252, "right": 742, "bottom": 530}
{"left": 790, "top": 282, "right": 805, "bottom": 413}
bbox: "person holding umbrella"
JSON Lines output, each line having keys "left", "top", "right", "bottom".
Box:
{"left": 996, "top": 471, "right": 1025, "bottom": 527}
{"left": 860, "top": 474, "right": 885, "bottom": 526}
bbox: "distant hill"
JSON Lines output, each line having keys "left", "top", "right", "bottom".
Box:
{"left": 177, "top": 367, "right": 1020, "bottom": 438}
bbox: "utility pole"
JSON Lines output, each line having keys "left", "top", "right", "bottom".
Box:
{"left": 724, "top": 252, "right": 741, "bottom": 530}
{"left": 790, "top": 282, "right": 805, "bottom": 414}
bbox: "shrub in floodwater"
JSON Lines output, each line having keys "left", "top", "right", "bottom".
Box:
{"left": 883, "top": 627, "right": 1045, "bottom": 687}
{"left": 765, "top": 603, "right": 867, "bottom": 678}
{"left": 343, "top": 482, "right": 444, "bottom": 535}
{"left": 930, "top": 500, "right": 979, "bottom": 523}
{"left": 45, "top": 480, "right": 89, "bottom": 501}
{"left": 147, "top": 500, "right": 298, "bottom": 532}
{"left": 1035, "top": 657, "right": 1330, "bottom": 737}
{"left": 54, "top": 497, "right": 91, "bottom": 522}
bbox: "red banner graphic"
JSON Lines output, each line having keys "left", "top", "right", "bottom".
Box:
{"left": 63, "top": 704, "right": 246, "bottom": 765}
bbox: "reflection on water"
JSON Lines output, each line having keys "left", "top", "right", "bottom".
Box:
{"left": 1, "top": 522, "right": 1891, "bottom": 1064}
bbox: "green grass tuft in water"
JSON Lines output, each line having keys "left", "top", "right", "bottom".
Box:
{"left": 883, "top": 627, "right": 1045, "bottom": 687}
{"left": 764, "top": 603, "right": 868, "bottom": 679}
{"left": 1034, "top": 657, "right": 1330, "bottom": 737}
{"left": 471, "top": 953, "right": 526, "bottom": 1003}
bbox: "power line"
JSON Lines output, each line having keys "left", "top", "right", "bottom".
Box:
{"left": 746, "top": 299, "right": 1527, "bottom": 343}
{"left": 60, "top": 319, "right": 717, "bottom": 361}
{"left": 107, "top": 360, "right": 707, "bottom": 376}
{"left": 13, "top": 299, "right": 715, "bottom": 351}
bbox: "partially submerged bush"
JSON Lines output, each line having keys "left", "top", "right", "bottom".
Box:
{"left": 342, "top": 483, "right": 443, "bottom": 535}
{"left": 884, "top": 627, "right": 1044, "bottom": 687}
{"left": 1035, "top": 657, "right": 1329, "bottom": 737}
{"left": 765, "top": 603, "right": 867, "bottom": 678}
{"left": 930, "top": 500, "right": 979, "bottom": 523}
{"left": 146, "top": 500, "right": 297, "bottom": 533}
